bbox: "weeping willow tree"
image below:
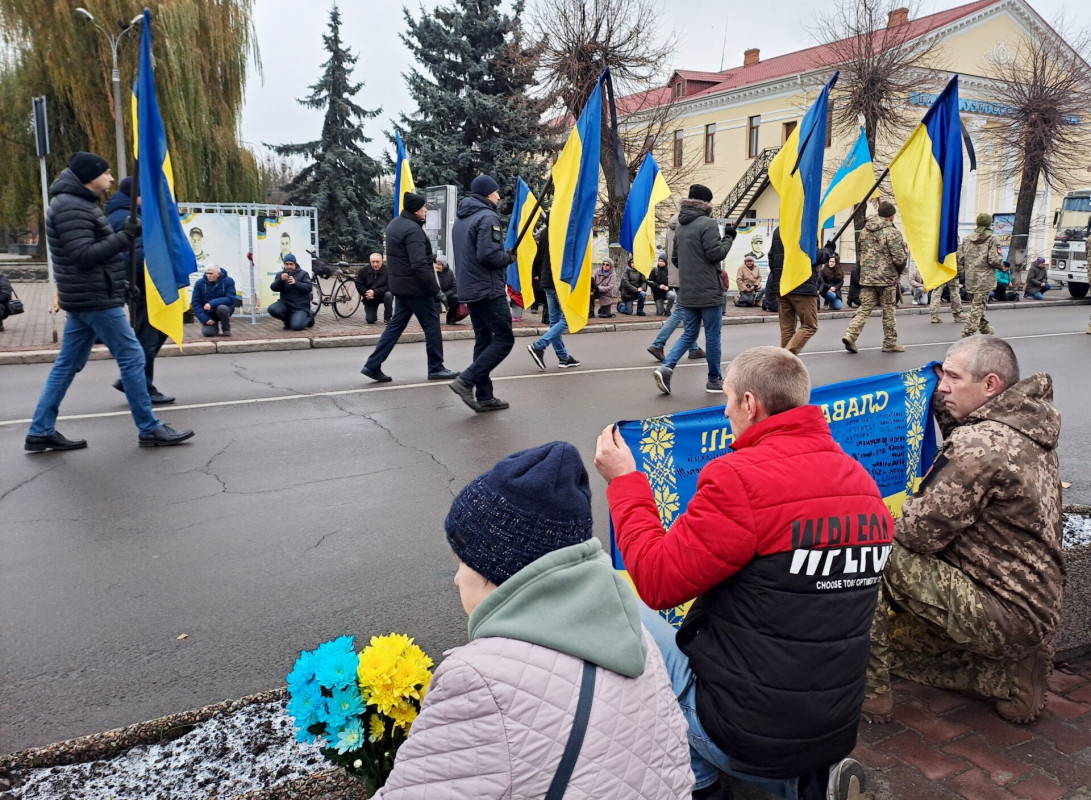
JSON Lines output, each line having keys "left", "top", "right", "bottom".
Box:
{"left": 0, "top": 0, "right": 263, "bottom": 239}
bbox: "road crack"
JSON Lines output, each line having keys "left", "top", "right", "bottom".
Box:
{"left": 0, "top": 463, "right": 62, "bottom": 504}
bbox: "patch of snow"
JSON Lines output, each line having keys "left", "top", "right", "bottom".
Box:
{"left": 11, "top": 701, "right": 327, "bottom": 800}
{"left": 1063, "top": 513, "right": 1091, "bottom": 549}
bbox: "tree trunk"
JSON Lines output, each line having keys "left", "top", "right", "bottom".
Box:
{"left": 1008, "top": 164, "right": 1040, "bottom": 291}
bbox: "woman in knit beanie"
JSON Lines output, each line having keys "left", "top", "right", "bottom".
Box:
{"left": 373, "top": 442, "right": 693, "bottom": 799}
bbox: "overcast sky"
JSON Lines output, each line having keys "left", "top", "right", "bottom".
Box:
{"left": 240, "top": 0, "right": 1086, "bottom": 163}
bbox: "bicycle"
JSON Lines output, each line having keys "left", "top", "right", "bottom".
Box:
{"left": 307, "top": 250, "right": 361, "bottom": 319}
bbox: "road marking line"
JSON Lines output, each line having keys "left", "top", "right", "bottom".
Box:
{"left": 1, "top": 330, "right": 1084, "bottom": 428}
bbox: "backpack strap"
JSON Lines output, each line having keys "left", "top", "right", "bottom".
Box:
{"left": 544, "top": 660, "right": 597, "bottom": 800}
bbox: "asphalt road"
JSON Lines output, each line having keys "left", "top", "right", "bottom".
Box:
{"left": 2, "top": 303, "right": 1089, "bottom": 753}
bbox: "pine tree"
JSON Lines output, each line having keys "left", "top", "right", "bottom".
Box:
{"left": 271, "top": 5, "right": 384, "bottom": 260}
{"left": 398, "top": 0, "right": 550, "bottom": 211}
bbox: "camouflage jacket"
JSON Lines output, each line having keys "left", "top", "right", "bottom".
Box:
{"left": 896, "top": 373, "right": 1065, "bottom": 645}
{"left": 958, "top": 230, "right": 1004, "bottom": 294}
{"left": 857, "top": 216, "right": 908, "bottom": 286}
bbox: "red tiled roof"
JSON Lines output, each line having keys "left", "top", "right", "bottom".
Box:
{"left": 636, "top": 0, "right": 1000, "bottom": 107}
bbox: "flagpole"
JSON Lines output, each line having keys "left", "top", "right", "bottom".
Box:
{"left": 512, "top": 177, "right": 553, "bottom": 251}
{"left": 825, "top": 167, "right": 889, "bottom": 246}
{"left": 128, "top": 155, "right": 140, "bottom": 322}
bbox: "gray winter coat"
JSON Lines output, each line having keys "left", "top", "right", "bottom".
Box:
{"left": 672, "top": 199, "right": 735, "bottom": 308}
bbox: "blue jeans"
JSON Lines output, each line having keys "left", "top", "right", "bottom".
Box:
{"left": 532, "top": 288, "right": 568, "bottom": 360}
{"left": 651, "top": 298, "right": 701, "bottom": 356}
{"left": 618, "top": 291, "right": 646, "bottom": 315}
{"left": 639, "top": 604, "right": 801, "bottom": 798}
{"left": 1025, "top": 282, "right": 1051, "bottom": 300}
{"left": 30, "top": 306, "right": 161, "bottom": 436}
{"left": 824, "top": 291, "right": 843, "bottom": 310}
{"left": 365, "top": 294, "right": 446, "bottom": 374}
{"left": 664, "top": 306, "right": 722, "bottom": 380}
{"left": 461, "top": 295, "right": 515, "bottom": 402}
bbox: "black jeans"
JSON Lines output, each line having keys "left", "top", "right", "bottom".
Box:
{"left": 130, "top": 297, "right": 168, "bottom": 388}
{"left": 461, "top": 295, "right": 514, "bottom": 402}
{"left": 363, "top": 291, "right": 393, "bottom": 324}
{"left": 200, "top": 304, "right": 234, "bottom": 336}
{"left": 364, "top": 294, "right": 445, "bottom": 375}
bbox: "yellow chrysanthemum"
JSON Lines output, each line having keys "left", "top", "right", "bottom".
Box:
{"left": 386, "top": 698, "right": 419, "bottom": 731}
{"left": 357, "top": 633, "right": 434, "bottom": 716}
{"left": 368, "top": 714, "right": 386, "bottom": 743}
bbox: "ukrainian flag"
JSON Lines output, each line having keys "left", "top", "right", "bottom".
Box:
{"left": 620, "top": 153, "right": 671, "bottom": 277}
{"left": 768, "top": 72, "right": 837, "bottom": 294}
{"left": 503, "top": 177, "right": 541, "bottom": 308}
{"left": 132, "top": 10, "right": 196, "bottom": 347}
{"left": 889, "top": 76, "right": 966, "bottom": 290}
{"left": 393, "top": 132, "right": 415, "bottom": 217}
{"left": 819, "top": 127, "right": 875, "bottom": 230}
{"left": 549, "top": 72, "right": 606, "bottom": 333}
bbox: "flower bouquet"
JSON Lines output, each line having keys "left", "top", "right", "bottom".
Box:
{"left": 287, "top": 633, "right": 433, "bottom": 792}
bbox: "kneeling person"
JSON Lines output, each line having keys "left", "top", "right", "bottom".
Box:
{"left": 865, "top": 335, "right": 1064, "bottom": 725}
{"left": 268, "top": 254, "right": 314, "bottom": 331}
{"left": 192, "top": 265, "right": 239, "bottom": 337}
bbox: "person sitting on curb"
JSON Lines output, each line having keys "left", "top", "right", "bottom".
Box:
{"left": 648, "top": 253, "right": 674, "bottom": 316}
{"left": 592, "top": 258, "right": 618, "bottom": 318}
{"left": 597, "top": 346, "right": 888, "bottom": 800}
{"left": 373, "top": 442, "right": 694, "bottom": 798}
{"left": 908, "top": 267, "right": 926, "bottom": 305}
{"left": 268, "top": 254, "right": 314, "bottom": 331}
{"left": 434, "top": 256, "right": 460, "bottom": 324}
{"left": 864, "top": 336, "right": 1064, "bottom": 726}
{"left": 355, "top": 252, "right": 393, "bottom": 325}
{"left": 734, "top": 254, "right": 764, "bottom": 308}
{"left": 1024, "top": 257, "right": 1053, "bottom": 300}
{"left": 819, "top": 254, "right": 844, "bottom": 310}
{"left": 618, "top": 257, "right": 648, "bottom": 315}
{"left": 191, "top": 264, "right": 240, "bottom": 337}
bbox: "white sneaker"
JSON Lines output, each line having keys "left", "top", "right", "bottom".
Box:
{"left": 826, "top": 758, "right": 867, "bottom": 800}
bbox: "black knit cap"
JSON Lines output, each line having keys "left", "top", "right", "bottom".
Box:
{"left": 688, "top": 184, "right": 713, "bottom": 203}
{"left": 118, "top": 176, "right": 133, "bottom": 197}
{"left": 403, "top": 192, "right": 427, "bottom": 213}
{"left": 69, "top": 151, "right": 110, "bottom": 184}
{"left": 445, "top": 441, "right": 593, "bottom": 586}
{"left": 877, "top": 201, "right": 897, "bottom": 218}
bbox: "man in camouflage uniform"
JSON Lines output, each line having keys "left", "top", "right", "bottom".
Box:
{"left": 929, "top": 272, "right": 965, "bottom": 324}
{"left": 842, "top": 201, "right": 907, "bottom": 354}
{"left": 960, "top": 213, "right": 1005, "bottom": 338}
{"left": 864, "top": 336, "right": 1064, "bottom": 725}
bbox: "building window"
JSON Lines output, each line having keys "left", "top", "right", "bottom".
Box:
{"left": 826, "top": 105, "right": 834, "bottom": 148}
{"left": 704, "top": 123, "right": 716, "bottom": 163}
{"left": 747, "top": 115, "right": 761, "bottom": 158}
{"left": 782, "top": 120, "right": 797, "bottom": 143}
{"left": 673, "top": 81, "right": 683, "bottom": 99}
{"left": 673, "top": 129, "right": 683, "bottom": 168}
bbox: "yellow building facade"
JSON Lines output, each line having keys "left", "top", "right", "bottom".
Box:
{"left": 626, "top": 0, "right": 1087, "bottom": 264}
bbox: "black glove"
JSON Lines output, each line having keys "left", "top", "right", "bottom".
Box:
{"left": 507, "top": 248, "right": 518, "bottom": 264}
{"left": 124, "top": 283, "right": 142, "bottom": 302}
{"left": 722, "top": 223, "right": 736, "bottom": 238}
{"left": 123, "top": 218, "right": 142, "bottom": 239}
{"left": 435, "top": 293, "right": 448, "bottom": 311}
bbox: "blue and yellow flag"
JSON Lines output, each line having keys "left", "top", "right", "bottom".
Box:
{"left": 620, "top": 153, "right": 671, "bottom": 277}
{"left": 393, "top": 132, "right": 415, "bottom": 217}
{"left": 548, "top": 72, "right": 606, "bottom": 334}
{"left": 820, "top": 127, "right": 875, "bottom": 230}
{"left": 768, "top": 72, "right": 838, "bottom": 294}
{"left": 132, "top": 9, "right": 196, "bottom": 347}
{"left": 503, "top": 177, "right": 541, "bottom": 308}
{"left": 889, "top": 76, "right": 966, "bottom": 290}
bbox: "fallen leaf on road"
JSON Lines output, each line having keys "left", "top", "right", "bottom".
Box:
{"left": 1061, "top": 481, "right": 1072, "bottom": 489}
{"left": 177, "top": 634, "right": 189, "bottom": 640}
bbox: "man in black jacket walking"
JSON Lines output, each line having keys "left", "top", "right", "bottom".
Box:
{"left": 449, "top": 175, "right": 517, "bottom": 412}
{"left": 361, "top": 192, "right": 458, "bottom": 383}
{"left": 25, "top": 152, "right": 193, "bottom": 451}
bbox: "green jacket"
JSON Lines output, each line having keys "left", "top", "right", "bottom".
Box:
{"left": 469, "top": 539, "right": 648, "bottom": 677}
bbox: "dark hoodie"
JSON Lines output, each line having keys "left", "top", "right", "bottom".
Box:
{"left": 46, "top": 168, "right": 135, "bottom": 312}
{"left": 897, "top": 373, "right": 1064, "bottom": 648}
{"left": 671, "top": 199, "right": 735, "bottom": 307}
{"left": 453, "top": 194, "right": 513, "bottom": 303}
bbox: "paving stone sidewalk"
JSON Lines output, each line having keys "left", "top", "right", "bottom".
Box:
{"left": 4, "top": 279, "right": 1087, "bottom": 366}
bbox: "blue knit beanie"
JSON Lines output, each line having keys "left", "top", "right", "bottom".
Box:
{"left": 470, "top": 174, "right": 500, "bottom": 197}
{"left": 282, "top": 253, "right": 297, "bottom": 265}
{"left": 445, "top": 441, "right": 593, "bottom": 585}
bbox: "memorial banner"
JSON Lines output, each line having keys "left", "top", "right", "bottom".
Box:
{"left": 610, "top": 364, "right": 940, "bottom": 625}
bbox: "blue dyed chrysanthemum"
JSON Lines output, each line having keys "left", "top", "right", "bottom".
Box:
{"left": 287, "top": 649, "right": 319, "bottom": 692}
{"left": 334, "top": 719, "right": 365, "bottom": 755}
{"left": 287, "top": 682, "right": 324, "bottom": 729}
{"left": 322, "top": 685, "right": 365, "bottom": 729}
{"left": 313, "top": 636, "right": 360, "bottom": 690}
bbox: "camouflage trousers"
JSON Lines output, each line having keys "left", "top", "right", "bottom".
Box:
{"left": 929, "top": 277, "right": 964, "bottom": 321}
{"left": 844, "top": 286, "right": 898, "bottom": 348}
{"left": 961, "top": 292, "right": 994, "bottom": 337}
{"left": 867, "top": 543, "right": 1037, "bottom": 701}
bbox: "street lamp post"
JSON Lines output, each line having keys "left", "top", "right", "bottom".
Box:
{"left": 74, "top": 8, "right": 143, "bottom": 180}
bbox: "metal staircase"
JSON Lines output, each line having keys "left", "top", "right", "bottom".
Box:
{"left": 716, "top": 147, "right": 780, "bottom": 221}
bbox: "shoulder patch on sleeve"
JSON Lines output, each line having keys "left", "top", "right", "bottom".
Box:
{"left": 492, "top": 225, "right": 502, "bottom": 243}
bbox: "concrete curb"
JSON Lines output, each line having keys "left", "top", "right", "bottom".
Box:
{"left": 2, "top": 298, "right": 1087, "bottom": 366}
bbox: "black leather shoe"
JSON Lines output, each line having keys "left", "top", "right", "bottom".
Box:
{"left": 25, "top": 431, "right": 88, "bottom": 452}
{"left": 148, "top": 389, "right": 176, "bottom": 405}
{"left": 138, "top": 424, "right": 195, "bottom": 447}
{"left": 449, "top": 377, "right": 480, "bottom": 411}
{"left": 477, "top": 397, "right": 510, "bottom": 412}
{"left": 427, "top": 369, "right": 459, "bottom": 381}
{"left": 112, "top": 379, "right": 125, "bottom": 393}
{"left": 361, "top": 366, "right": 392, "bottom": 383}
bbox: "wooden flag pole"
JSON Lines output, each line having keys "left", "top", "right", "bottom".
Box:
{"left": 825, "top": 167, "right": 889, "bottom": 247}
